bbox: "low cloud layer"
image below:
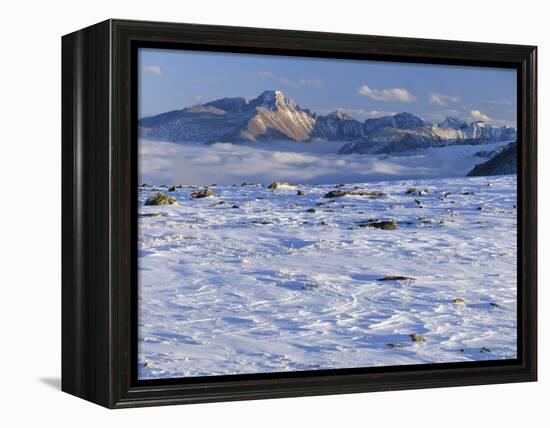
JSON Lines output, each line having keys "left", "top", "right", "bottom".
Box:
{"left": 138, "top": 139, "right": 504, "bottom": 186}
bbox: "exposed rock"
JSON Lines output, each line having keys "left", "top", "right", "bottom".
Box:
{"left": 191, "top": 187, "right": 215, "bottom": 198}
{"left": 358, "top": 220, "right": 398, "bottom": 230}
{"left": 324, "top": 190, "right": 385, "bottom": 198}
{"left": 340, "top": 115, "right": 516, "bottom": 155}
{"left": 480, "top": 347, "right": 492, "bottom": 353}
{"left": 444, "top": 192, "right": 452, "bottom": 197}
{"left": 452, "top": 298, "right": 466, "bottom": 305}
{"left": 387, "top": 343, "right": 404, "bottom": 349}
{"left": 468, "top": 141, "right": 517, "bottom": 176}
{"left": 139, "top": 92, "right": 516, "bottom": 152}
{"left": 252, "top": 220, "right": 274, "bottom": 225}
{"left": 268, "top": 181, "right": 296, "bottom": 190}
{"left": 168, "top": 186, "right": 177, "bottom": 192}
{"left": 297, "top": 190, "right": 305, "bottom": 196}
{"left": 144, "top": 192, "right": 178, "bottom": 206}
{"left": 139, "top": 90, "right": 316, "bottom": 143}
{"left": 410, "top": 334, "right": 426, "bottom": 342}
{"left": 377, "top": 275, "right": 416, "bottom": 281}
{"left": 306, "top": 208, "right": 316, "bottom": 213}
{"left": 232, "top": 205, "right": 240, "bottom": 209}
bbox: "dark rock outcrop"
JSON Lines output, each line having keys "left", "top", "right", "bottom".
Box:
{"left": 324, "top": 190, "right": 385, "bottom": 198}
{"left": 467, "top": 141, "right": 517, "bottom": 176}
{"left": 358, "top": 221, "right": 398, "bottom": 230}
{"left": 191, "top": 187, "right": 215, "bottom": 198}
{"left": 144, "top": 192, "right": 178, "bottom": 206}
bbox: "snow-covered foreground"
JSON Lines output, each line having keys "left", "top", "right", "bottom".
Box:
{"left": 137, "top": 175, "right": 517, "bottom": 380}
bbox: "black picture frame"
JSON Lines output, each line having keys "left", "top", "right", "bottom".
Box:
{"left": 62, "top": 19, "right": 537, "bottom": 408}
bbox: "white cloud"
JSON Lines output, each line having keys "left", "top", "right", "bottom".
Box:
{"left": 357, "top": 85, "right": 417, "bottom": 103}
{"left": 277, "top": 77, "right": 324, "bottom": 89}
{"left": 363, "top": 110, "right": 396, "bottom": 118}
{"left": 278, "top": 78, "right": 299, "bottom": 88}
{"left": 143, "top": 65, "right": 163, "bottom": 75}
{"left": 256, "top": 71, "right": 273, "bottom": 78}
{"left": 138, "top": 138, "right": 502, "bottom": 186}
{"left": 470, "top": 109, "right": 492, "bottom": 122}
{"left": 429, "top": 92, "right": 460, "bottom": 106}
{"left": 298, "top": 78, "right": 324, "bottom": 87}
{"left": 481, "top": 99, "right": 513, "bottom": 106}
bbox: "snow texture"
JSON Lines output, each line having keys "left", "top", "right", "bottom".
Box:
{"left": 137, "top": 175, "right": 517, "bottom": 380}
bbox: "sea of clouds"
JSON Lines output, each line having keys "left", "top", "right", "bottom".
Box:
{"left": 138, "top": 138, "right": 507, "bottom": 186}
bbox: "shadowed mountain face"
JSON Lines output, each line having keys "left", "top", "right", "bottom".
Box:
{"left": 467, "top": 141, "right": 517, "bottom": 176}
{"left": 139, "top": 90, "right": 517, "bottom": 153}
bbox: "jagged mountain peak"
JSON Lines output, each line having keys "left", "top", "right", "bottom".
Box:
{"left": 250, "top": 89, "right": 300, "bottom": 112}
{"left": 393, "top": 112, "right": 420, "bottom": 120}
{"left": 392, "top": 112, "right": 425, "bottom": 129}
{"left": 203, "top": 96, "right": 249, "bottom": 113}
{"left": 439, "top": 116, "right": 469, "bottom": 129}
{"left": 258, "top": 89, "right": 283, "bottom": 99}
{"left": 139, "top": 90, "right": 516, "bottom": 149}
{"left": 327, "top": 110, "right": 354, "bottom": 120}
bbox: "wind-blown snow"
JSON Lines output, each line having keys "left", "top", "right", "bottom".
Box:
{"left": 139, "top": 138, "right": 511, "bottom": 186}
{"left": 138, "top": 175, "right": 517, "bottom": 379}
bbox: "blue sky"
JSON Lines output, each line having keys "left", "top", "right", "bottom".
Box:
{"left": 138, "top": 48, "right": 517, "bottom": 127}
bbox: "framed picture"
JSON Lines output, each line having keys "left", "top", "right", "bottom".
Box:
{"left": 62, "top": 19, "right": 537, "bottom": 408}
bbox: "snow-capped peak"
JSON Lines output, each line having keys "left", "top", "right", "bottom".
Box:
{"left": 328, "top": 110, "right": 354, "bottom": 120}
{"left": 439, "top": 117, "right": 469, "bottom": 130}
{"left": 392, "top": 112, "right": 425, "bottom": 129}
{"left": 251, "top": 89, "right": 294, "bottom": 110}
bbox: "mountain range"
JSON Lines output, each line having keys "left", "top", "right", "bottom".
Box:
{"left": 139, "top": 90, "right": 516, "bottom": 155}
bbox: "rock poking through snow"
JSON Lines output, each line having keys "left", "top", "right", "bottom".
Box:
{"left": 144, "top": 192, "right": 178, "bottom": 206}
{"left": 191, "top": 187, "right": 216, "bottom": 199}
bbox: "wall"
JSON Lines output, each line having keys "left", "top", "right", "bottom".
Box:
{"left": 0, "top": 0, "right": 545, "bottom": 426}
